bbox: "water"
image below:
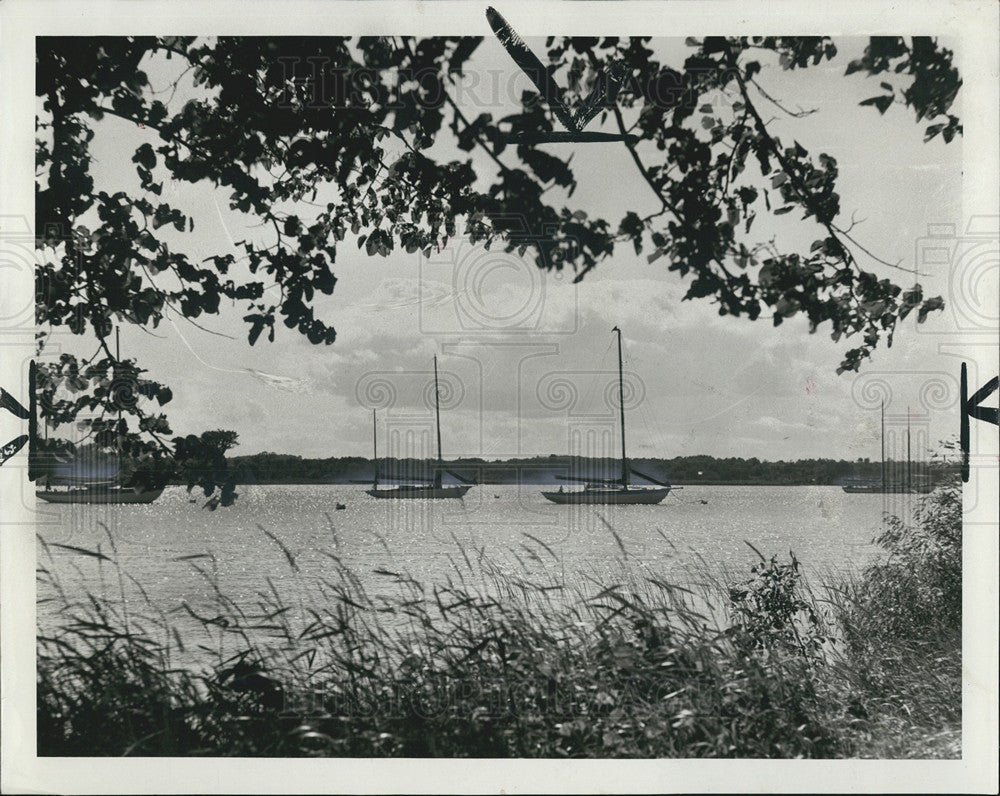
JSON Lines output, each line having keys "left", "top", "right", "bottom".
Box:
{"left": 36, "top": 484, "right": 913, "bottom": 655}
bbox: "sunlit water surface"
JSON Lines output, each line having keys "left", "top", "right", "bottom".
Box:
{"left": 37, "top": 485, "right": 917, "bottom": 658}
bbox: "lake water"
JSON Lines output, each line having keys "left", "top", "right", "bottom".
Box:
{"left": 36, "top": 484, "right": 920, "bottom": 658}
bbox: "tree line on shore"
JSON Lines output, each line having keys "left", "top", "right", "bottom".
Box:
{"left": 222, "top": 451, "right": 956, "bottom": 486}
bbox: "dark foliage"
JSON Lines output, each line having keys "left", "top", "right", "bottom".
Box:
{"left": 35, "top": 36, "right": 960, "bottom": 498}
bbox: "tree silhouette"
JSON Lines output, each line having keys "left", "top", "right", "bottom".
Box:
{"left": 34, "top": 35, "right": 961, "bottom": 497}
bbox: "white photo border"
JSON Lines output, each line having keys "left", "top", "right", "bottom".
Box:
{"left": 2, "top": 1, "right": 997, "bottom": 793}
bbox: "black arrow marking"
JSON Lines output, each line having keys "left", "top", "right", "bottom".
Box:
{"left": 960, "top": 362, "right": 999, "bottom": 483}
{"left": 0, "top": 434, "right": 28, "bottom": 468}
{"left": 967, "top": 377, "right": 999, "bottom": 425}
{"left": 486, "top": 6, "right": 631, "bottom": 142}
{"left": 1, "top": 376, "right": 31, "bottom": 470}
{"left": 486, "top": 7, "right": 579, "bottom": 133}
{"left": 28, "top": 360, "right": 41, "bottom": 482}
{"left": 1, "top": 387, "right": 29, "bottom": 420}
{"left": 572, "top": 60, "right": 627, "bottom": 131}
{"left": 506, "top": 130, "right": 638, "bottom": 145}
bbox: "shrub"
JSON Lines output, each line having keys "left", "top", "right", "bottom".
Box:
{"left": 727, "top": 547, "right": 829, "bottom": 661}
{"left": 830, "top": 482, "right": 962, "bottom": 752}
{"left": 840, "top": 484, "right": 961, "bottom": 650}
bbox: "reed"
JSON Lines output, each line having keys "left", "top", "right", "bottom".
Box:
{"left": 36, "top": 485, "right": 961, "bottom": 758}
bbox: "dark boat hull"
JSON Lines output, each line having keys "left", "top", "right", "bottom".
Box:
{"left": 541, "top": 487, "right": 670, "bottom": 505}
{"left": 366, "top": 485, "right": 472, "bottom": 499}
{"left": 36, "top": 486, "right": 164, "bottom": 504}
{"left": 842, "top": 483, "right": 935, "bottom": 494}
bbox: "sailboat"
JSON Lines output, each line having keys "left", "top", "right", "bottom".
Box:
{"left": 541, "top": 327, "right": 673, "bottom": 505}
{"left": 35, "top": 330, "right": 164, "bottom": 505}
{"left": 842, "top": 402, "right": 933, "bottom": 494}
{"left": 363, "top": 357, "right": 475, "bottom": 499}
{"left": 36, "top": 473, "right": 165, "bottom": 504}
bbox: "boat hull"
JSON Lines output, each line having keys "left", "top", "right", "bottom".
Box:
{"left": 36, "top": 486, "right": 165, "bottom": 504}
{"left": 366, "top": 485, "right": 472, "bottom": 499}
{"left": 541, "top": 487, "right": 670, "bottom": 505}
{"left": 842, "top": 483, "right": 935, "bottom": 494}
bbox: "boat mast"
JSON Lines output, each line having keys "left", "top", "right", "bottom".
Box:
{"left": 880, "top": 400, "right": 886, "bottom": 492}
{"left": 433, "top": 355, "right": 443, "bottom": 489}
{"left": 115, "top": 327, "right": 122, "bottom": 464}
{"left": 372, "top": 409, "right": 379, "bottom": 489}
{"left": 906, "top": 406, "right": 911, "bottom": 492}
{"left": 612, "top": 327, "right": 629, "bottom": 487}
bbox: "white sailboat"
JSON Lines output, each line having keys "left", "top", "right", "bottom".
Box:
{"left": 542, "top": 327, "right": 673, "bottom": 505}
{"left": 364, "top": 356, "right": 475, "bottom": 499}
{"left": 35, "top": 329, "right": 164, "bottom": 504}
{"left": 36, "top": 473, "right": 164, "bottom": 504}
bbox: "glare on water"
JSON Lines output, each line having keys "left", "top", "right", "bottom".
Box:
{"left": 37, "top": 483, "right": 909, "bottom": 646}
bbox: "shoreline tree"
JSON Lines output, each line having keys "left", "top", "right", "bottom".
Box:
{"left": 34, "top": 35, "right": 961, "bottom": 499}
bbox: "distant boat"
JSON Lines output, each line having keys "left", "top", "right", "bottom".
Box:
{"left": 842, "top": 402, "right": 933, "bottom": 494}
{"left": 361, "top": 357, "right": 474, "bottom": 499}
{"left": 34, "top": 328, "right": 163, "bottom": 505}
{"left": 841, "top": 480, "right": 933, "bottom": 494}
{"left": 36, "top": 474, "right": 164, "bottom": 504}
{"left": 542, "top": 327, "right": 672, "bottom": 505}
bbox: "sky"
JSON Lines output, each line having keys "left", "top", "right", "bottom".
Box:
{"left": 40, "top": 35, "right": 968, "bottom": 464}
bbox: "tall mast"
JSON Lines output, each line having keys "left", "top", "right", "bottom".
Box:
{"left": 433, "top": 356, "right": 443, "bottom": 462}
{"left": 880, "top": 400, "right": 886, "bottom": 492}
{"left": 612, "top": 327, "right": 629, "bottom": 486}
{"left": 906, "top": 406, "right": 911, "bottom": 492}
{"left": 433, "top": 356, "right": 443, "bottom": 488}
{"left": 115, "top": 326, "right": 122, "bottom": 454}
{"left": 372, "top": 409, "right": 379, "bottom": 488}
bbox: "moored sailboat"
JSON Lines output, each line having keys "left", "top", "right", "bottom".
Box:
{"left": 542, "top": 327, "right": 673, "bottom": 505}
{"left": 363, "top": 357, "right": 475, "bottom": 499}
{"left": 842, "top": 402, "right": 933, "bottom": 494}
{"left": 36, "top": 474, "right": 165, "bottom": 504}
{"left": 34, "top": 330, "right": 164, "bottom": 505}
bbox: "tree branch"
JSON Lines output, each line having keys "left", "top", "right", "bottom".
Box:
{"left": 723, "top": 41, "right": 919, "bottom": 277}
{"left": 611, "top": 104, "right": 737, "bottom": 282}
{"left": 749, "top": 77, "right": 817, "bottom": 118}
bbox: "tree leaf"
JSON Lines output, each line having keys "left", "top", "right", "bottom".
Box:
{"left": 860, "top": 94, "right": 893, "bottom": 114}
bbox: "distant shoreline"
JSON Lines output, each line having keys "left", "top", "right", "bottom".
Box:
{"left": 220, "top": 452, "right": 953, "bottom": 489}
{"left": 175, "top": 479, "right": 924, "bottom": 488}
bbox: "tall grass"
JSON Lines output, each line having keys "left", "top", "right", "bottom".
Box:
{"left": 36, "top": 485, "right": 961, "bottom": 758}
{"left": 820, "top": 484, "right": 963, "bottom": 757}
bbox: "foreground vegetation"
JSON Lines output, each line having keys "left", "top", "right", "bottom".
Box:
{"left": 36, "top": 485, "right": 961, "bottom": 758}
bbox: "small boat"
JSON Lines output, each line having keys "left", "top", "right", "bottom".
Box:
{"left": 360, "top": 357, "right": 475, "bottom": 500}
{"left": 542, "top": 483, "right": 670, "bottom": 505}
{"left": 842, "top": 479, "right": 934, "bottom": 494}
{"left": 33, "top": 329, "right": 164, "bottom": 505}
{"left": 37, "top": 475, "right": 164, "bottom": 504}
{"left": 542, "top": 327, "right": 673, "bottom": 505}
{"left": 366, "top": 482, "right": 472, "bottom": 499}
